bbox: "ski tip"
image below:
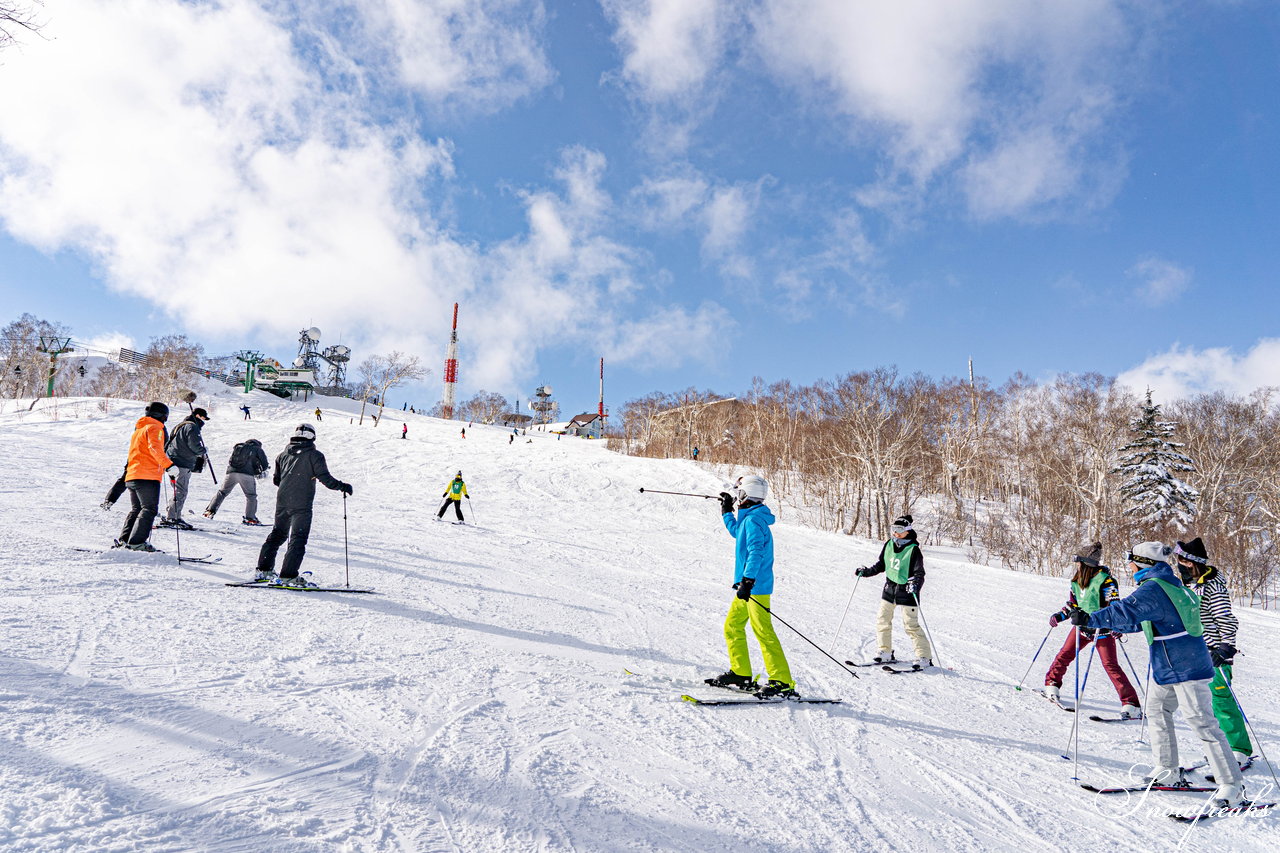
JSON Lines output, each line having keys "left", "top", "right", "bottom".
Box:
{"left": 680, "top": 694, "right": 700, "bottom": 704}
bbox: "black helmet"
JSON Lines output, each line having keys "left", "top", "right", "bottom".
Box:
{"left": 146, "top": 401, "right": 169, "bottom": 423}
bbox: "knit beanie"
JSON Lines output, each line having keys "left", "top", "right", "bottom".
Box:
{"left": 1174, "top": 537, "right": 1208, "bottom": 565}
{"left": 1073, "top": 542, "right": 1103, "bottom": 567}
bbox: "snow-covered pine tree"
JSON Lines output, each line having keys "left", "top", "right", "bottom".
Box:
{"left": 1111, "top": 389, "right": 1198, "bottom": 529}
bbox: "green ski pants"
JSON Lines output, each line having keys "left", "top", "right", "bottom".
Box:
{"left": 1211, "top": 665, "right": 1252, "bottom": 755}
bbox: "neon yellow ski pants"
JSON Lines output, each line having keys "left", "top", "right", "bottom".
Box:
{"left": 724, "top": 595, "right": 793, "bottom": 686}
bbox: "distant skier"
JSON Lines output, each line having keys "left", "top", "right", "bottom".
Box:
{"left": 1173, "top": 537, "right": 1252, "bottom": 767}
{"left": 704, "top": 474, "right": 796, "bottom": 698}
{"left": 1043, "top": 543, "right": 1141, "bottom": 716}
{"left": 314, "top": 407, "right": 323, "bottom": 421}
{"left": 855, "top": 514, "right": 932, "bottom": 669}
{"left": 203, "top": 439, "right": 269, "bottom": 525}
{"left": 509, "top": 433, "right": 514, "bottom": 445}
{"left": 117, "top": 402, "right": 173, "bottom": 551}
{"left": 1072, "top": 541, "right": 1244, "bottom": 807}
{"left": 692, "top": 446, "right": 699, "bottom": 460}
{"left": 402, "top": 423, "right": 408, "bottom": 439}
{"left": 240, "top": 404, "right": 251, "bottom": 420}
{"left": 253, "top": 424, "right": 352, "bottom": 587}
{"left": 436, "top": 472, "right": 469, "bottom": 522}
{"left": 160, "top": 407, "right": 210, "bottom": 530}
{"left": 461, "top": 427, "right": 466, "bottom": 439}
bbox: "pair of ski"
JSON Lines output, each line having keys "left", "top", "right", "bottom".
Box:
{"left": 1030, "top": 689, "right": 1138, "bottom": 722}
{"left": 844, "top": 659, "right": 927, "bottom": 675}
{"left": 225, "top": 577, "right": 376, "bottom": 594}
{"left": 1081, "top": 781, "right": 1276, "bottom": 823}
{"left": 623, "top": 669, "right": 840, "bottom": 706}
{"left": 74, "top": 544, "right": 222, "bottom": 564}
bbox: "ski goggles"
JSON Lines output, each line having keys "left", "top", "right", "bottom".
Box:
{"left": 1126, "top": 551, "right": 1160, "bottom": 567}
{"left": 890, "top": 524, "right": 912, "bottom": 536}
{"left": 1172, "top": 543, "right": 1207, "bottom": 565}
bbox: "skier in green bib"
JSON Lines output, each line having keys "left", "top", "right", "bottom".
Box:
{"left": 436, "top": 471, "right": 469, "bottom": 522}
{"left": 855, "top": 514, "right": 932, "bottom": 670}
{"left": 1071, "top": 541, "right": 1244, "bottom": 808}
{"left": 1042, "top": 542, "right": 1141, "bottom": 716}
{"left": 1172, "top": 537, "right": 1252, "bottom": 768}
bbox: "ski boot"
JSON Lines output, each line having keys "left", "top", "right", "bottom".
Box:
{"left": 252, "top": 569, "right": 276, "bottom": 583}
{"left": 202, "top": 511, "right": 216, "bottom": 519}
{"left": 1211, "top": 782, "right": 1246, "bottom": 809}
{"left": 911, "top": 658, "right": 932, "bottom": 671}
{"left": 872, "top": 650, "right": 895, "bottom": 664}
{"left": 126, "top": 542, "right": 159, "bottom": 553}
{"left": 704, "top": 671, "right": 757, "bottom": 691}
{"left": 273, "top": 572, "right": 317, "bottom": 589}
{"left": 242, "top": 517, "right": 263, "bottom": 526}
{"left": 1143, "top": 766, "right": 1185, "bottom": 786}
{"left": 757, "top": 680, "right": 799, "bottom": 700}
{"left": 1120, "top": 705, "right": 1142, "bottom": 720}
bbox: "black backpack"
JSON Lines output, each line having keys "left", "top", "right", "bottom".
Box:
{"left": 229, "top": 442, "right": 254, "bottom": 473}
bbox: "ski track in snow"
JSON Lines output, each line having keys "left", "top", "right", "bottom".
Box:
{"left": 2, "top": 392, "right": 1279, "bottom": 851}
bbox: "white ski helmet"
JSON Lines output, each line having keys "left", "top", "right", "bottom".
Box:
{"left": 735, "top": 474, "right": 768, "bottom": 503}
{"left": 293, "top": 423, "right": 316, "bottom": 440}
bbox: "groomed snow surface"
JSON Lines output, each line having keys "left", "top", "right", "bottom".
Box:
{"left": 2, "top": 391, "right": 1279, "bottom": 852}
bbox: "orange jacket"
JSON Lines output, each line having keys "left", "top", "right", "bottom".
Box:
{"left": 125, "top": 416, "right": 172, "bottom": 481}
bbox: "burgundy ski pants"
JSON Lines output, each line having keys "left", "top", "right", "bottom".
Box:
{"left": 1045, "top": 629, "right": 1141, "bottom": 708}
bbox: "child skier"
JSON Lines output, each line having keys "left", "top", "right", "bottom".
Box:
{"left": 436, "top": 472, "right": 469, "bottom": 521}
{"left": 856, "top": 514, "right": 932, "bottom": 669}
{"left": 1071, "top": 541, "right": 1244, "bottom": 807}
{"left": 1043, "top": 543, "right": 1141, "bottom": 716}
{"left": 704, "top": 474, "right": 797, "bottom": 698}
{"left": 1173, "top": 537, "right": 1252, "bottom": 767}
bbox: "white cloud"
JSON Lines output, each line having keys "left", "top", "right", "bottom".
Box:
{"left": 602, "top": 0, "right": 1142, "bottom": 218}
{"left": 0, "top": 1, "right": 723, "bottom": 394}
{"left": 77, "top": 332, "right": 136, "bottom": 358}
{"left": 1127, "top": 256, "right": 1192, "bottom": 306}
{"left": 602, "top": 302, "right": 734, "bottom": 365}
{"left": 1118, "top": 340, "right": 1280, "bottom": 401}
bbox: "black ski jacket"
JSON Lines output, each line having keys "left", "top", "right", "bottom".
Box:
{"left": 273, "top": 437, "right": 347, "bottom": 510}
{"left": 165, "top": 414, "right": 207, "bottom": 469}
{"left": 226, "top": 439, "right": 270, "bottom": 476}
{"left": 861, "top": 531, "right": 926, "bottom": 605}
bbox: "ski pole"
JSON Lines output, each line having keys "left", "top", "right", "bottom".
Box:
{"left": 342, "top": 492, "right": 350, "bottom": 589}
{"left": 746, "top": 597, "right": 859, "bottom": 679}
{"left": 1116, "top": 638, "right": 1146, "bottom": 704}
{"left": 1065, "top": 637, "right": 1098, "bottom": 772}
{"left": 1014, "top": 625, "right": 1056, "bottom": 691}
{"left": 830, "top": 576, "right": 861, "bottom": 652}
{"left": 168, "top": 474, "right": 182, "bottom": 565}
{"left": 1137, "top": 658, "right": 1152, "bottom": 745}
{"left": 909, "top": 590, "right": 941, "bottom": 668}
{"left": 638, "top": 488, "right": 718, "bottom": 500}
{"left": 1217, "top": 667, "right": 1280, "bottom": 793}
{"left": 467, "top": 496, "right": 478, "bottom": 526}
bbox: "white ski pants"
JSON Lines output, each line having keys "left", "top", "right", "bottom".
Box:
{"left": 876, "top": 599, "right": 932, "bottom": 659}
{"left": 1148, "top": 677, "right": 1241, "bottom": 785}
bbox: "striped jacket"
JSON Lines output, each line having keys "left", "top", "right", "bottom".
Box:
{"left": 1185, "top": 566, "right": 1238, "bottom": 647}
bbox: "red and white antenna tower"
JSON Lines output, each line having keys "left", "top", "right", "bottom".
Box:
{"left": 441, "top": 303, "right": 459, "bottom": 419}
{"left": 598, "top": 358, "right": 606, "bottom": 424}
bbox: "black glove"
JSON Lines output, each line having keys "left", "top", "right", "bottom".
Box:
{"left": 855, "top": 567, "right": 871, "bottom": 578}
{"left": 465, "top": 495, "right": 471, "bottom": 500}
{"left": 719, "top": 492, "right": 735, "bottom": 514}
{"left": 1068, "top": 608, "right": 1091, "bottom": 627}
{"left": 735, "top": 577, "right": 755, "bottom": 601}
{"left": 340, "top": 483, "right": 354, "bottom": 496}
{"left": 1210, "top": 642, "right": 1236, "bottom": 667}
{"left": 906, "top": 581, "right": 918, "bottom": 597}
{"left": 192, "top": 455, "right": 205, "bottom": 473}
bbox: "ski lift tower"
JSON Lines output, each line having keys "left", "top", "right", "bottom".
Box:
{"left": 530, "top": 384, "right": 557, "bottom": 426}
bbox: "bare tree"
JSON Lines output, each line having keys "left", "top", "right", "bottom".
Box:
{"left": 137, "top": 335, "right": 204, "bottom": 403}
{"left": 1, "top": 2, "right": 43, "bottom": 50}
{"left": 362, "top": 351, "right": 428, "bottom": 426}
{"left": 0, "top": 313, "right": 72, "bottom": 400}
{"left": 460, "top": 390, "right": 508, "bottom": 425}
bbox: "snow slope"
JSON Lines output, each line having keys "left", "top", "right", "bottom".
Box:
{"left": 2, "top": 393, "right": 1278, "bottom": 852}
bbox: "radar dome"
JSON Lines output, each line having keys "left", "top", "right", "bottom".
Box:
{"left": 304, "top": 327, "right": 321, "bottom": 342}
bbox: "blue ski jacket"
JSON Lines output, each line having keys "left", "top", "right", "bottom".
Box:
{"left": 1085, "top": 562, "right": 1214, "bottom": 685}
{"left": 723, "top": 502, "right": 776, "bottom": 595}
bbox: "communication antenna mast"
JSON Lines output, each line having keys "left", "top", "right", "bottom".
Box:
{"left": 530, "top": 384, "right": 557, "bottom": 426}
{"left": 598, "top": 358, "right": 606, "bottom": 427}
{"left": 320, "top": 344, "right": 351, "bottom": 392}
{"left": 296, "top": 327, "right": 323, "bottom": 374}
{"left": 441, "top": 303, "right": 460, "bottom": 419}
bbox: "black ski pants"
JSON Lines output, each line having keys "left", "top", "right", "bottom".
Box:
{"left": 257, "top": 505, "right": 313, "bottom": 579}
{"left": 437, "top": 498, "right": 464, "bottom": 521}
{"left": 120, "top": 479, "right": 161, "bottom": 545}
{"left": 104, "top": 470, "right": 128, "bottom": 505}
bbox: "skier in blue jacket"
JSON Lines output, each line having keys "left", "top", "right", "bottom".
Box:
{"left": 1072, "top": 541, "right": 1243, "bottom": 807}
{"left": 704, "top": 474, "right": 796, "bottom": 698}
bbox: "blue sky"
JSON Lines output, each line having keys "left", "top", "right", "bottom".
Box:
{"left": 2, "top": 0, "right": 1278, "bottom": 413}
